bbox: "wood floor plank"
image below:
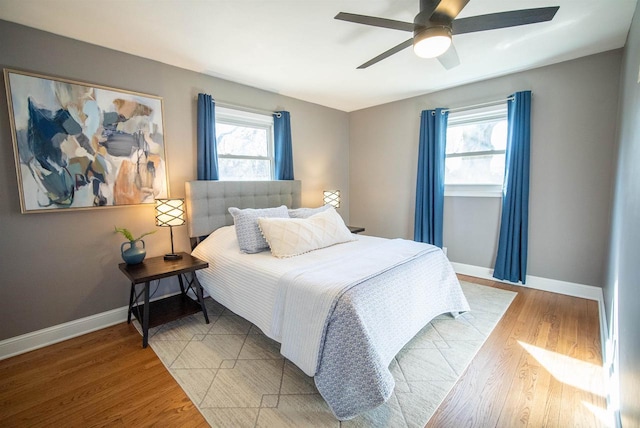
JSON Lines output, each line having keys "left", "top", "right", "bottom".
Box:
{"left": 503, "top": 306, "right": 553, "bottom": 426}
{"left": 527, "top": 293, "right": 562, "bottom": 428}
{"left": 559, "top": 296, "right": 607, "bottom": 428}
{"left": 558, "top": 294, "right": 586, "bottom": 428}
{"left": 494, "top": 282, "right": 551, "bottom": 426}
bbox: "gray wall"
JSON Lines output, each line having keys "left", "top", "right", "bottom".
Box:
{"left": 0, "top": 20, "right": 349, "bottom": 340}
{"left": 349, "top": 50, "right": 621, "bottom": 287}
{"left": 606, "top": 3, "right": 640, "bottom": 425}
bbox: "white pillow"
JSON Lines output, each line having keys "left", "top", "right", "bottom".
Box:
{"left": 288, "top": 205, "right": 331, "bottom": 219}
{"left": 228, "top": 205, "right": 289, "bottom": 253}
{"left": 258, "top": 207, "right": 356, "bottom": 258}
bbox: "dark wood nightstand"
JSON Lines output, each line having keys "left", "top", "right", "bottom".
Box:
{"left": 348, "top": 226, "right": 365, "bottom": 234}
{"left": 119, "top": 252, "right": 210, "bottom": 348}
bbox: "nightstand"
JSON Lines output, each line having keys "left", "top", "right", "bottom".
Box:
{"left": 119, "top": 252, "right": 210, "bottom": 348}
{"left": 348, "top": 226, "right": 365, "bottom": 234}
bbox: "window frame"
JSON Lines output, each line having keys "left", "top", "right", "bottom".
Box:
{"left": 445, "top": 104, "right": 508, "bottom": 198}
{"left": 215, "top": 106, "right": 275, "bottom": 181}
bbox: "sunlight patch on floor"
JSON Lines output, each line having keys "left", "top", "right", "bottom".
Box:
{"left": 518, "top": 341, "right": 605, "bottom": 396}
{"left": 582, "top": 400, "right": 614, "bottom": 427}
{"left": 518, "top": 340, "right": 612, "bottom": 427}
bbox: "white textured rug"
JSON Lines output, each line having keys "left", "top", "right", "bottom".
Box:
{"left": 135, "top": 281, "right": 516, "bottom": 427}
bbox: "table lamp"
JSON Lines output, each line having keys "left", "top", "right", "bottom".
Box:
{"left": 155, "top": 198, "right": 185, "bottom": 260}
{"left": 323, "top": 190, "right": 341, "bottom": 208}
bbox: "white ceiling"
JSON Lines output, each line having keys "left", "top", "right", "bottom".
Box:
{"left": 0, "top": 0, "right": 636, "bottom": 112}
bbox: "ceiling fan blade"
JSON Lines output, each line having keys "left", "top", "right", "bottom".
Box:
{"left": 357, "top": 39, "right": 414, "bottom": 69}
{"left": 335, "top": 12, "right": 414, "bottom": 32}
{"left": 429, "top": 0, "right": 470, "bottom": 23}
{"left": 437, "top": 43, "right": 460, "bottom": 70}
{"left": 452, "top": 6, "right": 560, "bottom": 35}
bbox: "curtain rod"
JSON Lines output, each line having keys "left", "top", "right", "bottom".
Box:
{"left": 216, "top": 100, "right": 282, "bottom": 118}
{"left": 443, "top": 96, "right": 516, "bottom": 114}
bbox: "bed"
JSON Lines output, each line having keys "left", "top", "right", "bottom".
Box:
{"left": 185, "top": 180, "right": 470, "bottom": 420}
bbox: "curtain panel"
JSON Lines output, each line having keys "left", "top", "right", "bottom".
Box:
{"left": 273, "top": 111, "right": 294, "bottom": 180}
{"left": 197, "top": 93, "right": 219, "bottom": 180}
{"left": 414, "top": 108, "right": 448, "bottom": 248}
{"left": 493, "top": 91, "right": 532, "bottom": 284}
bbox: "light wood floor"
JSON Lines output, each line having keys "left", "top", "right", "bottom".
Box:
{"left": 428, "top": 275, "right": 606, "bottom": 427}
{"left": 0, "top": 321, "right": 208, "bottom": 427}
{"left": 0, "top": 275, "right": 606, "bottom": 427}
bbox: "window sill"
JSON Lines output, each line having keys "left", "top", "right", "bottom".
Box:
{"left": 445, "top": 185, "right": 503, "bottom": 198}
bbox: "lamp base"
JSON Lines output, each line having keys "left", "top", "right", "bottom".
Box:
{"left": 164, "top": 253, "right": 182, "bottom": 261}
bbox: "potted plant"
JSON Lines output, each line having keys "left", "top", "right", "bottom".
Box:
{"left": 115, "top": 226, "right": 156, "bottom": 264}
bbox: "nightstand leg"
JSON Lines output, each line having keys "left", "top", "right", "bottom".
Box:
{"left": 177, "top": 273, "right": 186, "bottom": 294}
{"left": 143, "top": 281, "right": 150, "bottom": 348}
{"left": 193, "top": 274, "right": 209, "bottom": 324}
{"left": 127, "top": 282, "right": 135, "bottom": 324}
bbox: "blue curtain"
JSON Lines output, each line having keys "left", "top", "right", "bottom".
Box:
{"left": 197, "top": 93, "right": 219, "bottom": 180}
{"left": 414, "top": 108, "right": 448, "bottom": 248}
{"left": 493, "top": 91, "right": 532, "bottom": 284}
{"left": 273, "top": 111, "right": 294, "bottom": 180}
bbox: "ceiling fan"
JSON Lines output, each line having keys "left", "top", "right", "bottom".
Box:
{"left": 335, "top": 0, "right": 559, "bottom": 69}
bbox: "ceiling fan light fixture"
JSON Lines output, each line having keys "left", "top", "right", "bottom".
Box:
{"left": 413, "top": 26, "right": 452, "bottom": 58}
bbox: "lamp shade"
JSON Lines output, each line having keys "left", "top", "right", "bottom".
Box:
{"left": 413, "top": 26, "right": 452, "bottom": 58}
{"left": 155, "top": 198, "right": 185, "bottom": 227}
{"left": 323, "top": 190, "right": 341, "bottom": 208}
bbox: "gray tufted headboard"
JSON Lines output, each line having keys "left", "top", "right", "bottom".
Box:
{"left": 185, "top": 180, "right": 302, "bottom": 241}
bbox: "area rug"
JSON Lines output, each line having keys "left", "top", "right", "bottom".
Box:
{"left": 134, "top": 281, "right": 516, "bottom": 427}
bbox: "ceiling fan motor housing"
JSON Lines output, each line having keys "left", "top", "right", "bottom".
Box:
{"left": 413, "top": 25, "right": 452, "bottom": 58}
{"left": 414, "top": 0, "right": 455, "bottom": 42}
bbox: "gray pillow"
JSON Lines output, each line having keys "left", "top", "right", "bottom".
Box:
{"left": 288, "top": 205, "right": 331, "bottom": 219}
{"left": 229, "top": 205, "right": 289, "bottom": 253}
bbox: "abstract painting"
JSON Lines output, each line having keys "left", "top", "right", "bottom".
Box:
{"left": 4, "top": 69, "right": 169, "bottom": 213}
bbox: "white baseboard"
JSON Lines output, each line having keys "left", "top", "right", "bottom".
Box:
{"left": 0, "top": 306, "right": 129, "bottom": 361}
{"left": 0, "top": 290, "right": 192, "bottom": 361}
{"left": 451, "top": 262, "right": 604, "bottom": 301}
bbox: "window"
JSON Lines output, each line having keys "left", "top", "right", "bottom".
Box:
{"left": 445, "top": 105, "right": 508, "bottom": 197}
{"left": 215, "top": 107, "right": 274, "bottom": 180}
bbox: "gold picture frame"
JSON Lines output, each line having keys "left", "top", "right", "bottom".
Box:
{"left": 4, "top": 68, "right": 169, "bottom": 213}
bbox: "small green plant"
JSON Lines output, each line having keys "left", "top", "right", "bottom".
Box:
{"left": 114, "top": 226, "right": 156, "bottom": 242}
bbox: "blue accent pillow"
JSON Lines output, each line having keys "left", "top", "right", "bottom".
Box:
{"left": 228, "top": 205, "right": 289, "bottom": 253}
{"left": 288, "top": 205, "right": 331, "bottom": 219}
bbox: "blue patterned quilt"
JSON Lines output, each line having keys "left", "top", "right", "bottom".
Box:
{"left": 311, "top": 245, "right": 469, "bottom": 419}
